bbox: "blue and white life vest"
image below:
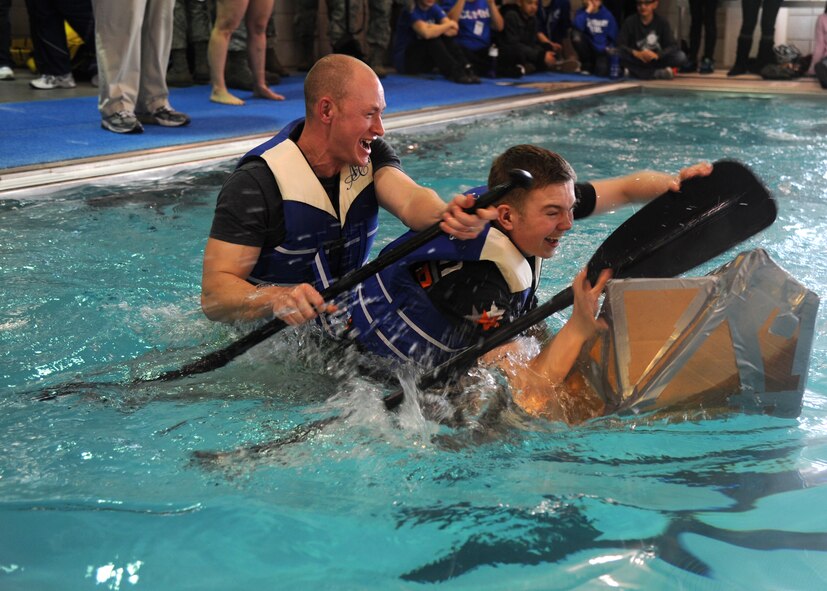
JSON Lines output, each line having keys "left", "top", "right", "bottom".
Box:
{"left": 349, "top": 226, "right": 541, "bottom": 368}
{"left": 238, "top": 118, "right": 379, "bottom": 291}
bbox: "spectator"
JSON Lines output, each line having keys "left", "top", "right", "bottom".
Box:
{"left": 208, "top": 0, "right": 284, "bottom": 105}
{"left": 618, "top": 0, "right": 687, "bottom": 80}
{"left": 0, "top": 0, "right": 14, "bottom": 80}
{"left": 92, "top": 0, "right": 191, "bottom": 133}
{"left": 329, "top": 0, "right": 393, "bottom": 78}
{"left": 537, "top": 0, "right": 578, "bottom": 63}
{"left": 572, "top": 0, "right": 618, "bottom": 77}
{"left": 392, "top": 0, "right": 480, "bottom": 84}
{"left": 441, "top": 0, "right": 504, "bottom": 77}
{"left": 680, "top": 0, "right": 719, "bottom": 74}
{"left": 291, "top": 0, "right": 391, "bottom": 78}
{"left": 25, "top": 0, "right": 96, "bottom": 90}
{"left": 167, "top": 0, "right": 211, "bottom": 87}
{"left": 498, "top": 0, "right": 576, "bottom": 76}
{"left": 727, "top": 0, "right": 782, "bottom": 77}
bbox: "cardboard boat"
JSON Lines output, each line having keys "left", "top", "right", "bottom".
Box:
{"left": 581, "top": 249, "right": 819, "bottom": 418}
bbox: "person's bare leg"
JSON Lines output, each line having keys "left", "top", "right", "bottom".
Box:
{"left": 247, "top": 0, "right": 284, "bottom": 101}
{"left": 209, "top": 0, "right": 248, "bottom": 105}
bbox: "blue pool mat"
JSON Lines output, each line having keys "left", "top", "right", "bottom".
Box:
{"left": 0, "top": 71, "right": 605, "bottom": 170}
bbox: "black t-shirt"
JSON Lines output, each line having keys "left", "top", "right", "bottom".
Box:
{"left": 208, "top": 127, "right": 403, "bottom": 249}
{"left": 420, "top": 182, "right": 596, "bottom": 340}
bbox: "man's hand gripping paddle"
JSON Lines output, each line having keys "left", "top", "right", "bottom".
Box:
{"left": 36, "top": 169, "right": 532, "bottom": 400}
{"left": 381, "top": 159, "right": 778, "bottom": 410}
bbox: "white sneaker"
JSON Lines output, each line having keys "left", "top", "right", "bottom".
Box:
{"left": 30, "top": 73, "right": 77, "bottom": 89}
{"left": 0, "top": 66, "right": 13, "bottom": 80}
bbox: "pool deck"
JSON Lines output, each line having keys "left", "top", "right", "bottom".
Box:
{"left": 0, "top": 67, "right": 823, "bottom": 198}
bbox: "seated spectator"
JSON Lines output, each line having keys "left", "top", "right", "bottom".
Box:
{"left": 0, "top": 0, "right": 14, "bottom": 80}
{"left": 392, "top": 0, "right": 480, "bottom": 84}
{"left": 498, "top": 0, "right": 576, "bottom": 76}
{"left": 807, "top": 2, "right": 827, "bottom": 88}
{"left": 440, "top": 0, "right": 504, "bottom": 77}
{"left": 25, "top": 0, "right": 96, "bottom": 90}
{"left": 618, "top": 0, "right": 686, "bottom": 80}
{"left": 572, "top": 0, "right": 618, "bottom": 77}
{"left": 537, "top": 0, "right": 578, "bottom": 63}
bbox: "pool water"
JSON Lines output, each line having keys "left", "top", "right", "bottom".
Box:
{"left": 2, "top": 89, "right": 827, "bottom": 590}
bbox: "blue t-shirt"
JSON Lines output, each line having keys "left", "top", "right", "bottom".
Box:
{"left": 393, "top": 4, "right": 448, "bottom": 72}
{"left": 573, "top": 5, "right": 618, "bottom": 53}
{"left": 441, "top": 0, "right": 494, "bottom": 52}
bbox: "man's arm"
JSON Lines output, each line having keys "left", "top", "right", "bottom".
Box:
{"left": 589, "top": 161, "right": 712, "bottom": 215}
{"left": 201, "top": 238, "right": 331, "bottom": 325}
{"left": 374, "top": 166, "right": 497, "bottom": 240}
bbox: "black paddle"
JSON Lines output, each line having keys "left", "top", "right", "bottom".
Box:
{"left": 380, "top": 159, "right": 778, "bottom": 410}
{"left": 36, "top": 169, "right": 532, "bottom": 399}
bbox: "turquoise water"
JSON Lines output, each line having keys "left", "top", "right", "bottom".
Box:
{"left": 2, "top": 89, "right": 827, "bottom": 590}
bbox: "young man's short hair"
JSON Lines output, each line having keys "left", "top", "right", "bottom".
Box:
{"left": 488, "top": 144, "right": 576, "bottom": 209}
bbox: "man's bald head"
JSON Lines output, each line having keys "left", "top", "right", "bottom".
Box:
{"left": 304, "top": 54, "right": 378, "bottom": 118}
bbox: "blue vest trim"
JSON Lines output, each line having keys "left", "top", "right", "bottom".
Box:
{"left": 350, "top": 227, "right": 539, "bottom": 366}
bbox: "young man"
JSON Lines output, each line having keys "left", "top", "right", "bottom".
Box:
{"left": 617, "top": 0, "right": 687, "bottom": 80}
{"left": 348, "top": 146, "right": 711, "bottom": 422}
{"left": 201, "top": 54, "right": 497, "bottom": 325}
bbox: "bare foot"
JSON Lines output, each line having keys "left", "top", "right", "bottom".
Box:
{"left": 210, "top": 88, "right": 245, "bottom": 106}
{"left": 253, "top": 85, "right": 285, "bottom": 101}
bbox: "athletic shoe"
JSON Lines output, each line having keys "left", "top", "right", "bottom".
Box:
{"left": 101, "top": 111, "right": 143, "bottom": 134}
{"left": 137, "top": 106, "right": 191, "bottom": 127}
{"left": 30, "top": 73, "right": 76, "bottom": 89}
{"left": 699, "top": 58, "right": 715, "bottom": 74}
{"left": 0, "top": 66, "right": 14, "bottom": 80}
{"left": 653, "top": 67, "right": 674, "bottom": 80}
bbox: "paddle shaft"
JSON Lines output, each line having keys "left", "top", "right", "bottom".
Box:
{"left": 150, "top": 170, "right": 532, "bottom": 383}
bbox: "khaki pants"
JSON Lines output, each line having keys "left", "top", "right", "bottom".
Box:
{"left": 92, "top": 0, "right": 174, "bottom": 117}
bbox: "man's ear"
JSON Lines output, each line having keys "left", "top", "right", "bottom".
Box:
{"left": 497, "top": 203, "right": 515, "bottom": 230}
{"left": 318, "top": 98, "right": 335, "bottom": 123}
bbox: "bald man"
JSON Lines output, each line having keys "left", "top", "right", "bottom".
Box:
{"left": 201, "top": 55, "right": 497, "bottom": 325}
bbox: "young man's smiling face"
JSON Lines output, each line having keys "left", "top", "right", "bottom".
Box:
{"left": 499, "top": 181, "right": 576, "bottom": 259}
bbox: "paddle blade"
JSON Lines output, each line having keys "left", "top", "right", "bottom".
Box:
{"left": 586, "top": 160, "right": 777, "bottom": 282}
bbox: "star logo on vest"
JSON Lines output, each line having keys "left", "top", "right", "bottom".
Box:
{"left": 465, "top": 304, "right": 506, "bottom": 331}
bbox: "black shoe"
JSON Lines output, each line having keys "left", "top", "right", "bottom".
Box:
{"left": 699, "top": 58, "right": 715, "bottom": 74}
{"left": 727, "top": 63, "right": 749, "bottom": 77}
{"left": 137, "top": 106, "right": 191, "bottom": 127}
{"left": 679, "top": 60, "right": 697, "bottom": 73}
